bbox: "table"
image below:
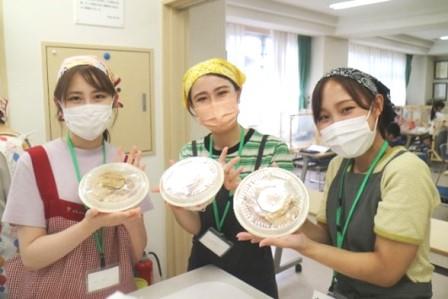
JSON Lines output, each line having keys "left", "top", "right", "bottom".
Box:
{"left": 430, "top": 218, "right": 448, "bottom": 272}
{"left": 430, "top": 218, "right": 448, "bottom": 258}
{"left": 297, "top": 150, "right": 335, "bottom": 181}
{"left": 401, "top": 129, "right": 430, "bottom": 148}
{"left": 308, "top": 189, "right": 324, "bottom": 217}
{"left": 129, "top": 265, "right": 272, "bottom": 298}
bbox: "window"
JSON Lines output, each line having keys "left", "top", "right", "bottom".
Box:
{"left": 348, "top": 43, "right": 406, "bottom": 106}
{"left": 226, "top": 23, "right": 299, "bottom": 141}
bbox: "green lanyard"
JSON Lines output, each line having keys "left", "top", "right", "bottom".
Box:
{"left": 331, "top": 141, "right": 388, "bottom": 289}
{"left": 208, "top": 127, "right": 245, "bottom": 232}
{"left": 335, "top": 141, "right": 388, "bottom": 248}
{"left": 66, "top": 136, "right": 107, "bottom": 268}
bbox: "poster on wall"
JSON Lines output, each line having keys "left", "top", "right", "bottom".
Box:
{"left": 74, "top": 0, "right": 124, "bottom": 28}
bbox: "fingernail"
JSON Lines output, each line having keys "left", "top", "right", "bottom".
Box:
{"left": 124, "top": 155, "right": 128, "bottom": 163}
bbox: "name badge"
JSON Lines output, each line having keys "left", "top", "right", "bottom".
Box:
{"left": 87, "top": 265, "right": 120, "bottom": 293}
{"left": 312, "top": 290, "right": 335, "bottom": 299}
{"left": 199, "top": 227, "right": 233, "bottom": 257}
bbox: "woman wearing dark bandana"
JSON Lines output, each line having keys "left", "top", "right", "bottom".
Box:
{"left": 239, "top": 68, "right": 440, "bottom": 299}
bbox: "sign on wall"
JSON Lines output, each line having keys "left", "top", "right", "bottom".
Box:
{"left": 74, "top": 0, "right": 124, "bottom": 28}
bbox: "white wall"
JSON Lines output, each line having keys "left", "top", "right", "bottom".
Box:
{"left": 426, "top": 56, "right": 435, "bottom": 102}
{"left": 188, "top": 0, "right": 226, "bottom": 141}
{"left": 406, "top": 55, "right": 433, "bottom": 105}
{"left": 309, "top": 36, "right": 325, "bottom": 98}
{"left": 407, "top": 55, "right": 448, "bottom": 105}
{"left": 3, "top": 0, "right": 167, "bottom": 277}
{"left": 309, "top": 36, "right": 349, "bottom": 98}
{"left": 429, "top": 40, "right": 448, "bottom": 56}
{"left": 323, "top": 37, "right": 349, "bottom": 74}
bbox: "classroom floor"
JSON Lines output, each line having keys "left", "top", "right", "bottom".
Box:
{"left": 275, "top": 166, "right": 448, "bottom": 299}
{"left": 276, "top": 249, "right": 448, "bottom": 299}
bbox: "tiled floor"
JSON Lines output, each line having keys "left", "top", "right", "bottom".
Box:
{"left": 274, "top": 166, "right": 448, "bottom": 299}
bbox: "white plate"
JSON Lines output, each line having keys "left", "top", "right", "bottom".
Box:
{"left": 234, "top": 167, "right": 309, "bottom": 238}
{"left": 79, "top": 162, "right": 149, "bottom": 213}
{"left": 160, "top": 157, "right": 224, "bottom": 211}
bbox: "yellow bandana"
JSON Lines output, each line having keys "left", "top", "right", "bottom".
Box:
{"left": 57, "top": 55, "right": 116, "bottom": 84}
{"left": 182, "top": 58, "right": 246, "bottom": 107}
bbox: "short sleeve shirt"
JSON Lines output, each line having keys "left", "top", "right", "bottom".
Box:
{"left": 317, "top": 146, "right": 440, "bottom": 282}
{"left": 3, "top": 139, "right": 153, "bottom": 228}
{"left": 179, "top": 128, "right": 294, "bottom": 176}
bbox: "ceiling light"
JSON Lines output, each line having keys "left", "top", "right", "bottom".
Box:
{"left": 330, "top": 0, "right": 390, "bottom": 10}
{"left": 441, "top": 36, "right": 448, "bottom": 40}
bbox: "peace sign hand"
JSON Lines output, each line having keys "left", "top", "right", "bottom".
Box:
{"left": 116, "top": 146, "right": 145, "bottom": 171}
{"left": 218, "top": 147, "right": 243, "bottom": 192}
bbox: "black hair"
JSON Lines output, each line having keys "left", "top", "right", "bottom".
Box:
{"left": 431, "top": 100, "right": 445, "bottom": 120}
{"left": 386, "top": 122, "right": 401, "bottom": 138}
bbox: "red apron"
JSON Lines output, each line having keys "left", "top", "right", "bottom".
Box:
{"left": 5, "top": 146, "right": 136, "bottom": 298}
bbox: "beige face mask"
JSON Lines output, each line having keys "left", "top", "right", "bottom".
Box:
{"left": 195, "top": 100, "right": 239, "bottom": 133}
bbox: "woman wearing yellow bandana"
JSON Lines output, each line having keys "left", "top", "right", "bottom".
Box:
{"left": 170, "top": 58, "right": 294, "bottom": 298}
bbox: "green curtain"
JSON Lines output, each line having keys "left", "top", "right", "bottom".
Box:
{"left": 298, "top": 35, "right": 311, "bottom": 110}
{"left": 405, "top": 54, "right": 413, "bottom": 87}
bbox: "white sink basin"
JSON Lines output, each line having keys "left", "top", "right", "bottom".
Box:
{"left": 129, "top": 265, "right": 272, "bottom": 298}
{"left": 160, "top": 281, "right": 257, "bottom": 299}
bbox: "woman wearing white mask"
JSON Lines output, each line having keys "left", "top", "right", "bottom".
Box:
{"left": 168, "top": 58, "right": 293, "bottom": 298}
{"left": 2, "top": 56, "right": 152, "bottom": 298}
{"left": 238, "top": 68, "right": 440, "bottom": 299}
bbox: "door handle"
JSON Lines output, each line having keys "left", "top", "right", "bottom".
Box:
{"left": 142, "top": 93, "right": 147, "bottom": 112}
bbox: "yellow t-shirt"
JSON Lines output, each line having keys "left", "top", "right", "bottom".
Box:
{"left": 317, "top": 146, "right": 441, "bottom": 282}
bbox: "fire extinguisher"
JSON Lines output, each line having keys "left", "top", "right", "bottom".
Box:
{"left": 135, "top": 251, "right": 162, "bottom": 286}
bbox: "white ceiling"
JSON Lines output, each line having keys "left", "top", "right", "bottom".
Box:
{"left": 272, "top": 0, "right": 448, "bottom": 42}
{"left": 410, "top": 27, "right": 448, "bottom": 41}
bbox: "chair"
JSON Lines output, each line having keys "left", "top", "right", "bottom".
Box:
{"left": 436, "top": 143, "right": 448, "bottom": 204}
{"left": 434, "top": 128, "right": 448, "bottom": 158}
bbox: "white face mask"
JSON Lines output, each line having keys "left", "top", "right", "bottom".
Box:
{"left": 320, "top": 109, "right": 378, "bottom": 158}
{"left": 62, "top": 104, "right": 114, "bottom": 141}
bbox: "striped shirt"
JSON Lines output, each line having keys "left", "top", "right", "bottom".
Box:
{"left": 179, "top": 128, "right": 294, "bottom": 177}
